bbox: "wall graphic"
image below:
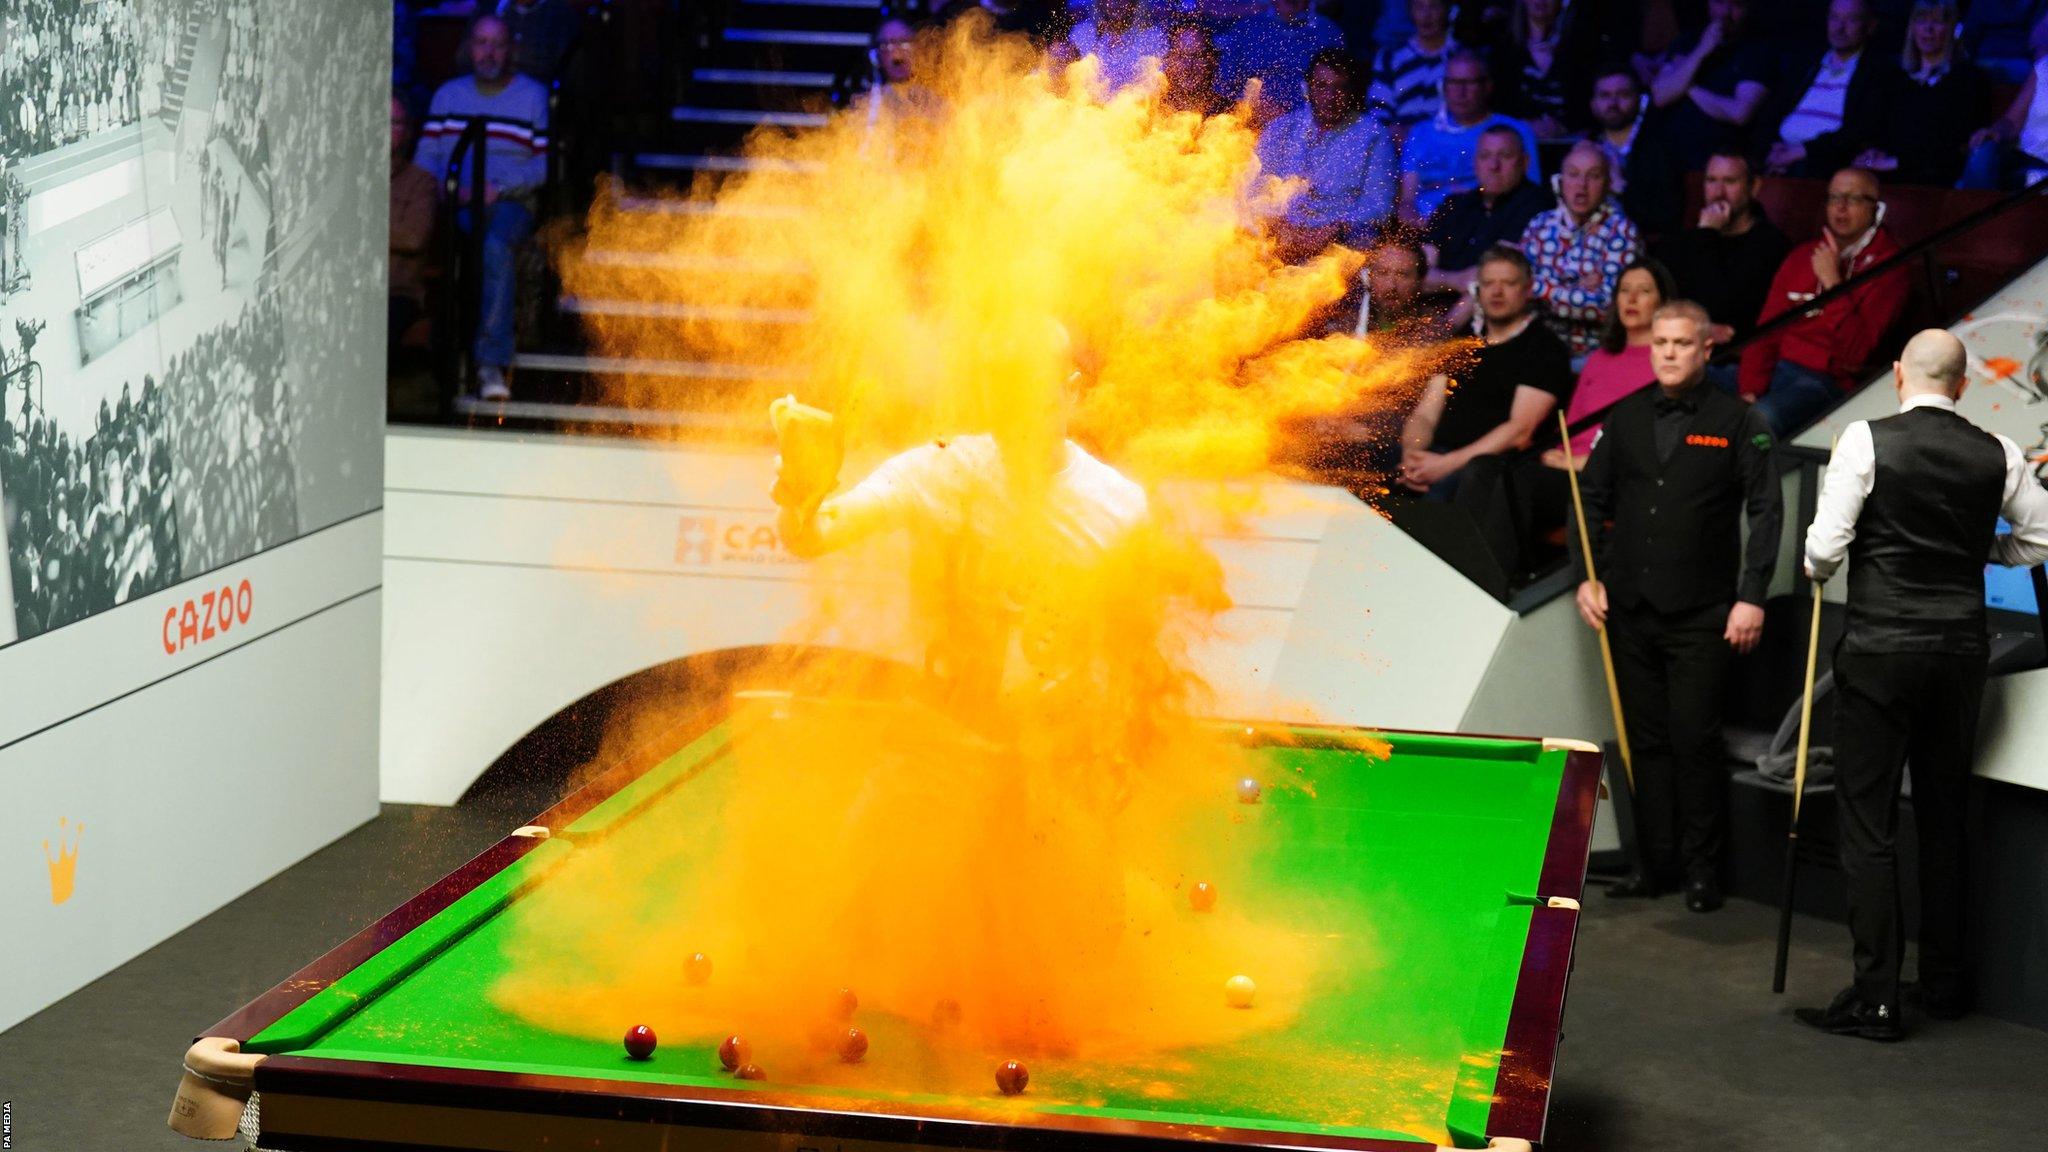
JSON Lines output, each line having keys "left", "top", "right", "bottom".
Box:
{"left": 0, "top": 0, "right": 386, "bottom": 645}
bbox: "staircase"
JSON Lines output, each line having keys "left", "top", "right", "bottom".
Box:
{"left": 471, "top": 0, "right": 880, "bottom": 429}
{"left": 157, "top": 16, "right": 204, "bottom": 128}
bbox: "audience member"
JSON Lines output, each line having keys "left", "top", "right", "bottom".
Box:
{"left": 1959, "top": 0, "right": 2048, "bottom": 82}
{"left": 1397, "top": 52, "right": 1541, "bottom": 225}
{"left": 1654, "top": 150, "right": 1790, "bottom": 347}
{"left": 1367, "top": 0, "right": 1460, "bottom": 137}
{"left": 390, "top": 94, "right": 437, "bottom": 369}
{"left": 1959, "top": 28, "right": 2048, "bottom": 189}
{"left": 1397, "top": 246, "right": 1575, "bottom": 498}
{"left": 413, "top": 15, "right": 551, "bottom": 400}
{"left": 1358, "top": 236, "right": 1454, "bottom": 343}
{"left": 1588, "top": 63, "right": 1682, "bottom": 237}
{"left": 1423, "top": 124, "right": 1554, "bottom": 291}
{"left": 1069, "top": 0, "right": 1167, "bottom": 92}
{"left": 496, "top": 0, "right": 582, "bottom": 83}
{"left": 1738, "top": 167, "right": 1909, "bottom": 435}
{"left": 1854, "top": 1, "right": 1990, "bottom": 186}
{"left": 1159, "top": 20, "right": 1228, "bottom": 116}
{"left": 0, "top": 0, "right": 145, "bottom": 161}
{"left": 1647, "top": 0, "right": 1777, "bottom": 171}
{"left": 1487, "top": 0, "right": 1595, "bottom": 138}
{"left": 1217, "top": 0, "right": 1344, "bottom": 117}
{"left": 1760, "top": 0, "right": 1887, "bottom": 176}
{"left": 1256, "top": 48, "right": 1398, "bottom": 260}
{"left": 1519, "top": 141, "right": 1641, "bottom": 358}
{"left": 1462, "top": 257, "right": 1677, "bottom": 581}
{"left": 1571, "top": 299, "right": 1782, "bottom": 913}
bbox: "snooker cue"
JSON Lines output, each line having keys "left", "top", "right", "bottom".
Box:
{"left": 1556, "top": 410, "right": 1634, "bottom": 793}
{"left": 1773, "top": 577, "right": 1826, "bottom": 993}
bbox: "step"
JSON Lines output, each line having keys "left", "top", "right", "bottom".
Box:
{"left": 744, "top": 0, "right": 883, "bottom": 7}
{"left": 723, "top": 27, "right": 869, "bottom": 47}
{"left": 571, "top": 249, "right": 812, "bottom": 276}
{"left": 453, "top": 396, "right": 767, "bottom": 431}
{"left": 616, "top": 196, "right": 812, "bottom": 219}
{"left": 673, "top": 107, "right": 831, "bottom": 128}
{"left": 692, "top": 67, "right": 837, "bottom": 88}
{"left": 558, "top": 297, "right": 814, "bottom": 324}
{"left": 633, "top": 153, "right": 825, "bottom": 174}
{"left": 512, "top": 352, "right": 802, "bottom": 382}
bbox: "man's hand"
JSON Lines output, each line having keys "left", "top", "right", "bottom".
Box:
{"left": 1766, "top": 140, "right": 1805, "bottom": 173}
{"left": 1400, "top": 449, "right": 1458, "bottom": 490}
{"left": 1810, "top": 246, "right": 1843, "bottom": 291}
{"left": 1709, "top": 322, "right": 1736, "bottom": 345}
{"left": 1725, "top": 601, "right": 1764, "bottom": 653}
{"left": 1969, "top": 123, "right": 2008, "bottom": 151}
{"left": 1576, "top": 580, "right": 1608, "bottom": 630}
{"left": 1698, "top": 200, "right": 1733, "bottom": 231}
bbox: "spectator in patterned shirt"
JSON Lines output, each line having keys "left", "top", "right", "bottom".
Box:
{"left": 1256, "top": 48, "right": 1398, "bottom": 260}
{"left": 1759, "top": 0, "right": 1889, "bottom": 176}
{"left": 1217, "top": 0, "right": 1344, "bottom": 119}
{"left": 1367, "top": 0, "right": 1459, "bottom": 140}
{"left": 1396, "top": 51, "right": 1540, "bottom": 226}
{"left": 1519, "top": 140, "right": 1640, "bottom": 359}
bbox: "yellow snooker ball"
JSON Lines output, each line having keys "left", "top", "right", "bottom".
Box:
{"left": 1224, "top": 975, "right": 1256, "bottom": 1008}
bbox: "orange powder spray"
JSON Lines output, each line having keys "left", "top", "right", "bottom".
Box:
{"left": 495, "top": 15, "right": 1422, "bottom": 1082}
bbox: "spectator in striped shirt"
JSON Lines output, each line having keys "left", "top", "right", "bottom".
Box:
{"left": 1396, "top": 51, "right": 1540, "bottom": 226}
{"left": 1761, "top": 0, "right": 1889, "bottom": 176}
{"left": 1518, "top": 140, "right": 1641, "bottom": 359}
{"left": 1367, "top": 0, "right": 1458, "bottom": 139}
{"left": 413, "top": 15, "right": 551, "bottom": 401}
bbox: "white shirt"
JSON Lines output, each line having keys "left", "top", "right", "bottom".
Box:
{"left": 1803, "top": 393, "right": 2048, "bottom": 580}
{"left": 1779, "top": 50, "right": 1861, "bottom": 147}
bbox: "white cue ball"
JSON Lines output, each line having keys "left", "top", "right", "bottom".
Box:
{"left": 1224, "top": 975, "right": 1257, "bottom": 1008}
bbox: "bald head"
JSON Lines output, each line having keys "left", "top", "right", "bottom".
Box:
{"left": 1897, "top": 329, "right": 1968, "bottom": 398}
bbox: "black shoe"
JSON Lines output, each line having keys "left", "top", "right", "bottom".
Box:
{"left": 1903, "top": 981, "right": 1974, "bottom": 1021}
{"left": 1795, "top": 987, "right": 1904, "bottom": 1041}
{"left": 1683, "top": 877, "right": 1724, "bottom": 913}
{"left": 1604, "top": 872, "right": 1660, "bottom": 899}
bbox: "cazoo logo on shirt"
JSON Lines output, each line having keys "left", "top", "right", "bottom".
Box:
{"left": 675, "top": 516, "right": 801, "bottom": 567}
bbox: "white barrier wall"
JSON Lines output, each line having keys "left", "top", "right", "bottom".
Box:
{"left": 0, "top": 0, "right": 389, "bottom": 1033}
{"left": 382, "top": 427, "right": 1576, "bottom": 806}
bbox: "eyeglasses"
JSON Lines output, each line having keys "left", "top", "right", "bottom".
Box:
{"left": 1825, "top": 193, "right": 1878, "bottom": 205}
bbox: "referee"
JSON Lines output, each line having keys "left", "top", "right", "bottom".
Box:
{"left": 1797, "top": 329, "right": 2048, "bottom": 1040}
{"left": 1571, "top": 300, "right": 1783, "bottom": 913}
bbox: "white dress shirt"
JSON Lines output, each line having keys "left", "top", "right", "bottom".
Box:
{"left": 1804, "top": 393, "right": 2048, "bottom": 580}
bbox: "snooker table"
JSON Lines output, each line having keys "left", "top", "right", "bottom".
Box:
{"left": 171, "top": 695, "right": 1601, "bottom": 1152}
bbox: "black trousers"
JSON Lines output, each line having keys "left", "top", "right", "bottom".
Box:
{"left": 1453, "top": 453, "right": 1569, "bottom": 580}
{"left": 1608, "top": 600, "right": 1732, "bottom": 883}
{"left": 1830, "top": 649, "right": 1985, "bottom": 1007}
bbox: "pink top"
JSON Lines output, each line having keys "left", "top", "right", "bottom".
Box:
{"left": 1563, "top": 344, "right": 1654, "bottom": 457}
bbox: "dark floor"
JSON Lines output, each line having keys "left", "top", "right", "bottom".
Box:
{"left": 0, "top": 804, "right": 2034, "bottom": 1151}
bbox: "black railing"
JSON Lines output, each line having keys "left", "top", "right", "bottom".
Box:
{"left": 435, "top": 117, "right": 492, "bottom": 402}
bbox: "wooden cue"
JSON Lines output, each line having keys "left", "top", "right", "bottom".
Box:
{"left": 1556, "top": 410, "right": 1634, "bottom": 792}
{"left": 1773, "top": 577, "right": 1826, "bottom": 994}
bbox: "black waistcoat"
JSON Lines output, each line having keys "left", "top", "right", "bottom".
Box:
{"left": 1845, "top": 406, "right": 2006, "bottom": 655}
{"left": 1602, "top": 387, "right": 1757, "bottom": 613}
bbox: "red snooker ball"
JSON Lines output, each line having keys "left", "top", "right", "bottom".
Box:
{"left": 1189, "top": 881, "right": 1217, "bottom": 912}
{"left": 834, "top": 987, "right": 859, "bottom": 1020}
{"left": 718, "top": 1034, "right": 752, "bottom": 1071}
{"left": 995, "top": 1060, "right": 1029, "bottom": 1096}
{"left": 839, "top": 1027, "right": 869, "bottom": 1064}
{"left": 623, "top": 1025, "right": 657, "bottom": 1060}
{"left": 685, "top": 952, "right": 713, "bottom": 985}
{"left": 736, "top": 1062, "right": 767, "bottom": 1081}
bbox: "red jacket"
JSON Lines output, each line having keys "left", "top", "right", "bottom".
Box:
{"left": 1737, "top": 228, "right": 1909, "bottom": 399}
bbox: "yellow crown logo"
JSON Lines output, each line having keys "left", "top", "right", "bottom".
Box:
{"left": 44, "top": 817, "right": 83, "bottom": 906}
